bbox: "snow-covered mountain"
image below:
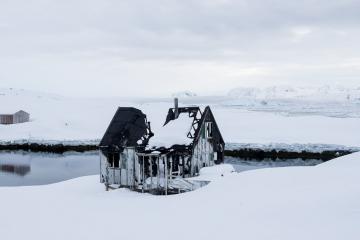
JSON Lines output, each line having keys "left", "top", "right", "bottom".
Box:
{"left": 228, "top": 85, "right": 360, "bottom": 102}
{"left": 225, "top": 85, "right": 360, "bottom": 118}
{"left": 171, "top": 90, "right": 197, "bottom": 98}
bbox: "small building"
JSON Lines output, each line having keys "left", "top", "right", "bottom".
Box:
{"left": 0, "top": 110, "right": 30, "bottom": 125}
{"left": 99, "top": 100, "right": 225, "bottom": 194}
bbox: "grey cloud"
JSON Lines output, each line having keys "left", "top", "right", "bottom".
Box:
{"left": 0, "top": 0, "right": 359, "bottom": 96}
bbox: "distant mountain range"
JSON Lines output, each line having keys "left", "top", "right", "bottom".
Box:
{"left": 228, "top": 85, "right": 360, "bottom": 102}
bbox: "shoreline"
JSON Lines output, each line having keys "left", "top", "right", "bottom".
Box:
{"left": 0, "top": 142, "right": 357, "bottom": 160}
{"left": 224, "top": 149, "right": 353, "bottom": 161}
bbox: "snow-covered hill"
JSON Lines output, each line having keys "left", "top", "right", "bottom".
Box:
{"left": 171, "top": 90, "right": 197, "bottom": 98}
{"left": 225, "top": 85, "right": 360, "bottom": 118}
{"left": 228, "top": 85, "right": 360, "bottom": 102}
{"left": 0, "top": 152, "right": 359, "bottom": 240}
{"left": 0, "top": 87, "right": 359, "bottom": 148}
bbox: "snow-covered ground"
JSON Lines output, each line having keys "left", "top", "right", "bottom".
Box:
{"left": 1, "top": 87, "right": 360, "bottom": 149}
{"left": 0, "top": 152, "right": 359, "bottom": 240}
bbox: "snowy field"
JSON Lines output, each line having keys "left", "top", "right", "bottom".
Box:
{"left": 1, "top": 87, "right": 359, "bottom": 240}
{"left": 0, "top": 152, "right": 359, "bottom": 240}
{"left": 1, "top": 87, "right": 360, "bottom": 149}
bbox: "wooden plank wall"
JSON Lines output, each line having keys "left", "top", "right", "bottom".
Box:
{"left": 13, "top": 111, "right": 30, "bottom": 123}
{"left": 192, "top": 135, "right": 215, "bottom": 175}
{"left": 0, "top": 115, "right": 13, "bottom": 124}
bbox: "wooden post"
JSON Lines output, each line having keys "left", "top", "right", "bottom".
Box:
{"left": 150, "top": 157, "right": 153, "bottom": 190}
{"left": 112, "top": 154, "right": 115, "bottom": 184}
{"left": 182, "top": 156, "right": 185, "bottom": 178}
{"left": 174, "top": 98, "right": 179, "bottom": 118}
{"left": 169, "top": 156, "right": 173, "bottom": 180}
{"left": 142, "top": 156, "right": 145, "bottom": 193}
{"left": 134, "top": 150, "right": 136, "bottom": 189}
{"left": 99, "top": 151, "right": 102, "bottom": 184}
{"left": 164, "top": 156, "right": 168, "bottom": 195}
{"left": 119, "top": 155, "right": 122, "bottom": 187}
{"left": 157, "top": 156, "right": 160, "bottom": 190}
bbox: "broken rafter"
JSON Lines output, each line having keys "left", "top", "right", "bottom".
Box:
{"left": 186, "top": 109, "right": 202, "bottom": 139}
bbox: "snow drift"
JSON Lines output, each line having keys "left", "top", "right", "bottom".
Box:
{"left": 0, "top": 152, "right": 359, "bottom": 240}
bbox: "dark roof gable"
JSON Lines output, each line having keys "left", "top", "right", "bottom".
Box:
{"left": 162, "top": 105, "right": 224, "bottom": 148}
{"left": 194, "top": 106, "right": 224, "bottom": 145}
{"left": 14, "top": 110, "right": 29, "bottom": 116}
{"left": 99, "top": 107, "right": 151, "bottom": 148}
{"left": 100, "top": 105, "right": 224, "bottom": 152}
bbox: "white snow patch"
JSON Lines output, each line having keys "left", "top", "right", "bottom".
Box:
{"left": 0, "top": 152, "right": 359, "bottom": 240}
{"left": 149, "top": 113, "right": 194, "bottom": 148}
{"left": 195, "top": 164, "right": 235, "bottom": 181}
{"left": 1, "top": 87, "right": 360, "bottom": 149}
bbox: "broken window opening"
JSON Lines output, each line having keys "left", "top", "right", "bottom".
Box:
{"left": 205, "top": 122, "right": 213, "bottom": 139}
{"left": 107, "top": 152, "right": 120, "bottom": 168}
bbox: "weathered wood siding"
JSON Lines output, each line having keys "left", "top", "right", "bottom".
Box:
{"left": 100, "top": 152, "right": 109, "bottom": 184}
{"left": 0, "top": 115, "right": 13, "bottom": 124}
{"left": 120, "top": 147, "right": 136, "bottom": 187}
{"left": 0, "top": 111, "right": 29, "bottom": 124}
{"left": 13, "top": 111, "right": 30, "bottom": 124}
{"left": 191, "top": 125, "right": 215, "bottom": 175}
{"left": 100, "top": 147, "right": 137, "bottom": 187}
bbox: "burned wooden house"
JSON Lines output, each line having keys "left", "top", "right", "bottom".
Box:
{"left": 99, "top": 100, "right": 224, "bottom": 194}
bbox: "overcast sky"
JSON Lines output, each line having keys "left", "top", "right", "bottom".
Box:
{"left": 1, "top": 0, "right": 360, "bottom": 97}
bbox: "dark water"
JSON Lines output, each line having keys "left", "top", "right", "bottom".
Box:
{"left": 0, "top": 151, "right": 324, "bottom": 187}
{"left": 224, "top": 156, "right": 324, "bottom": 172}
{"left": 0, "top": 151, "right": 99, "bottom": 186}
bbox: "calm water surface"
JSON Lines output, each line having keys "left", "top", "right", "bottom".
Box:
{"left": 0, "top": 151, "right": 324, "bottom": 186}
{"left": 225, "top": 156, "right": 324, "bottom": 172}
{"left": 0, "top": 151, "right": 99, "bottom": 186}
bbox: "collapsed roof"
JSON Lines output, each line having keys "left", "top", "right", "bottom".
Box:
{"left": 148, "top": 111, "right": 196, "bottom": 149}
{"left": 99, "top": 105, "right": 224, "bottom": 153}
{"left": 99, "top": 107, "right": 153, "bottom": 150}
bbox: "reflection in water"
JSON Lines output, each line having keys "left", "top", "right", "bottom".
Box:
{"left": 0, "top": 151, "right": 99, "bottom": 187}
{"left": 0, "top": 151, "right": 325, "bottom": 187}
{"left": 0, "top": 164, "right": 31, "bottom": 176}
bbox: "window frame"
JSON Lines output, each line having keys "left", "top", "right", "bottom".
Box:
{"left": 205, "top": 121, "right": 213, "bottom": 139}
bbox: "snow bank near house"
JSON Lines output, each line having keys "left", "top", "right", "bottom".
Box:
{"left": 196, "top": 164, "right": 235, "bottom": 181}
{"left": 0, "top": 152, "right": 359, "bottom": 240}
